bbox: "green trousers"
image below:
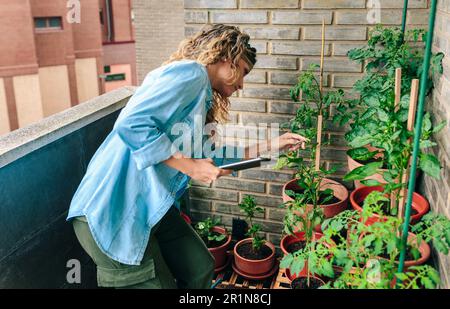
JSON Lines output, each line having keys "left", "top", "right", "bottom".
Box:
{"left": 72, "top": 206, "right": 214, "bottom": 289}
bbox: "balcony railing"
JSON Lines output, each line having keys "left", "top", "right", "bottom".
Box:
{"left": 0, "top": 87, "right": 135, "bottom": 288}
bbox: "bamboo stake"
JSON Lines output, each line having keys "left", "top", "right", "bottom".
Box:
{"left": 398, "top": 79, "right": 419, "bottom": 222}
{"left": 315, "top": 19, "right": 325, "bottom": 171}
{"left": 395, "top": 68, "right": 402, "bottom": 112}
{"left": 391, "top": 68, "right": 402, "bottom": 211}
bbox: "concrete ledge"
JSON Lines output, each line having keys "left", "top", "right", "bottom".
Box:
{"left": 0, "top": 86, "right": 136, "bottom": 168}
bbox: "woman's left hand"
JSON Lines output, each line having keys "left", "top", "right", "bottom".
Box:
{"left": 271, "top": 132, "right": 309, "bottom": 153}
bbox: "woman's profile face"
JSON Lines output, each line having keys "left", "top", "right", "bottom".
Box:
{"left": 212, "top": 58, "right": 251, "bottom": 98}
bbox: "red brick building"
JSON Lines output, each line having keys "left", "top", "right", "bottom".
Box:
{"left": 0, "top": 0, "right": 136, "bottom": 135}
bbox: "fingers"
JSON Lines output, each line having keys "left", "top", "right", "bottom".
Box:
{"left": 286, "top": 132, "right": 309, "bottom": 143}
{"left": 219, "top": 168, "right": 233, "bottom": 176}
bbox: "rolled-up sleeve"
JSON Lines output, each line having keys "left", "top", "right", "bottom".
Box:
{"left": 115, "top": 62, "right": 207, "bottom": 170}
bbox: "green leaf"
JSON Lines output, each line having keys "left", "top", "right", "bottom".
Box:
{"left": 349, "top": 136, "right": 375, "bottom": 149}
{"left": 432, "top": 120, "right": 447, "bottom": 134}
{"left": 377, "top": 110, "right": 389, "bottom": 122}
{"left": 343, "top": 161, "right": 383, "bottom": 181}
{"left": 421, "top": 277, "right": 434, "bottom": 289}
{"left": 360, "top": 179, "right": 382, "bottom": 187}
{"left": 280, "top": 254, "right": 293, "bottom": 269}
{"left": 396, "top": 273, "right": 408, "bottom": 281}
{"left": 419, "top": 153, "right": 441, "bottom": 179}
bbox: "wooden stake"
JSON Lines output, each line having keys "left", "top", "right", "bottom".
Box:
{"left": 395, "top": 68, "right": 402, "bottom": 112}
{"left": 315, "top": 19, "right": 325, "bottom": 171}
{"left": 398, "top": 79, "right": 420, "bottom": 221}
{"left": 391, "top": 68, "right": 403, "bottom": 211}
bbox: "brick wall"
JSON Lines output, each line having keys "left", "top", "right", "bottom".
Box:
{"left": 421, "top": 0, "right": 450, "bottom": 289}
{"left": 181, "top": 0, "right": 429, "bottom": 251}
{"left": 132, "top": 0, "right": 185, "bottom": 83}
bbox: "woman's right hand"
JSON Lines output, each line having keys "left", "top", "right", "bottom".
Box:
{"left": 185, "top": 158, "right": 231, "bottom": 185}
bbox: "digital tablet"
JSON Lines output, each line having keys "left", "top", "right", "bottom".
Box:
{"left": 218, "top": 157, "right": 271, "bottom": 171}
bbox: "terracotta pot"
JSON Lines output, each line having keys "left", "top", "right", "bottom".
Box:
{"left": 280, "top": 231, "right": 324, "bottom": 256}
{"left": 378, "top": 232, "right": 431, "bottom": 268}
{"left": 233, "top": 238, "right": 276, "bottom": 276}
{"left": 287, "top": 272, "right": 326, "bottom": 289}
{"left": 282, "top": 178, "right": 349, "bottom": 232}
{"left": 208, "top": 226, "right": 231, "bottom": 270}
{"left": 350, "top": 186, "right": 430, "bottom": 225}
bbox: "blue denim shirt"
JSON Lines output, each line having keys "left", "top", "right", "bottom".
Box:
{"left": 67, "top": 60, "right": 242, "bottom": 265}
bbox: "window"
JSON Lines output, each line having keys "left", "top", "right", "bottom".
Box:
{"left": 34, "top": 17, "right": 62, "bottom": 31}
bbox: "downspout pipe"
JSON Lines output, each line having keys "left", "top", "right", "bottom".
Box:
{"left": 396, "top": 0, "right": 438, "bottom": 283}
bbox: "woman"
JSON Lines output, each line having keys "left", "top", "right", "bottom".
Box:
{"left": 67, "top": 24, "right": 307, "bottom": 289}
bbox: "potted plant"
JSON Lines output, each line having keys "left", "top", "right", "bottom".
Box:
{"left": 194, "top": 217, "right": 231, "bottom": 272}
{"left": 333, "top": 25, "right": 444, "bottom": 187}
{"left": 276, "top": 63, "right": 349, "bottom": 226}
{"left": 233, "top": 195, "right": 276, "bottom": 277}
{"left": 345, "top": 107, "right": 444, "bottom": 224}
{"left": 315, "top": 202, "right": 450, "bottom": 289}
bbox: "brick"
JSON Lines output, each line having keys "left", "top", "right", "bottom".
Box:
{"left": 251, "top": 41, "right": 267, "bottom": 54}
{"left": 240, "top": 0, "right": 298, "bottom": 9}
{"left": 253, "top": 55, "right": 297, "bottom": 70}
{"left": 184, "top": 0, "right": 237, "bottom": 9}
{"left": 230, "top": 98, "right": 267, "bottom": 112}
{"left": 211, "top": 11, "right": 268, "bottom": 24}
{"left": 302, "top": 0, "right": 365, "bottom": 9}
{"left": 377, "top": 0, "right": 427, "bottom": 9}
{"left": 336, "top": 10, "right": 402, "bottom": 25}
{"left": 219, "top": 123, "right": 268, "bottom": 139}
{"left": 241, "top": 113, "right": 292, "bottom": 126}
{"left": 267, "top": 208, "right": 287, "bottom": 221}
{"left": 184, "top": 11, "right": 208, "bottom": 23}
{"left": 332, "top": 74, "right": 361, "bottom": 88}
{"left": 301, "top": 58, "right": 362, "bottom": 73}
{"left": 270, "top": 72, "right": 329, "bottom": 86}
{"left": 184, "top": 25, "right": 203, "bottom": 37}
{"left": 272, "top": 11, "right": 332, "bottom": 25}
{"left": 241, "top": 170, "right": 294, "bottom": 183}
{"left": 254, "top": 219, "right": 284, "bottom": 233}
{"left": 242, "top": 86, "right": 291, "bottom": 100}
{"left": 407, "top": 10, "right": 431, "bottom": 25}
{"left": 272, "top": 41, "right": 331, "bottom": 56}
{"left": 242, "top": 27, "right": 300, "bottom": 40}
{"left": 213, "top": 201, "right": 265, "bottom": 218}
{"left": 244, "top": 70, "right": 267, "bottom": 84}
{"left": 215, "top": 177, "right": 266, "bottom": 193}
{"left": 269, "top": 101, "right": 299, "bottom": 114}
{"left": 269, "top": 183, "right": 284, "bottom": 196}
{"left": 190, "top": 198, "right": 212, "bottom": 212}
{"left": 245, "top": 194, "right": 284, "bottom": 208}
{"left": 189, "top": 187, "right": 238, "bottom": 202}
{"left": 333, "top": 42, "right": 366, "bottom": 56}
{"left": 304, "top": 27, "right": 367, "bottom": 40}
{"left": 190, "top": 179, "right": 211, "bottom": 187}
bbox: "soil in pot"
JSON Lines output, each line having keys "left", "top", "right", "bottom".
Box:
{"left": 203, "top": 231, "right": 228, "bottom": 248}
{"left": 286, "top": 240, "right": 306, "bottom": 254}
{"left": 291, "top": 276, "right": 324, "bottom": 289}
{"left": 236, "top": 242, "right": 273, "bottom": 260}
{"left": 287, "top": 189, "right": 341, "bottom": 205}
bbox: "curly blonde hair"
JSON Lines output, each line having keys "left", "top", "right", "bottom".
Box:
{"left": 163, "top": 24, "right": 257, "bottom": 124}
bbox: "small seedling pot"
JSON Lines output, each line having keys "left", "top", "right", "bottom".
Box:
{"left": 233, "top": 238, "right": 276, "bottom": 276}
{"left": 208, "top": 226, "right": 231, "bottom": 270}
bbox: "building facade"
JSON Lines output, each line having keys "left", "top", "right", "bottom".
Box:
{"left": 0, "top": 0, "right": 136, "bottom": 135}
